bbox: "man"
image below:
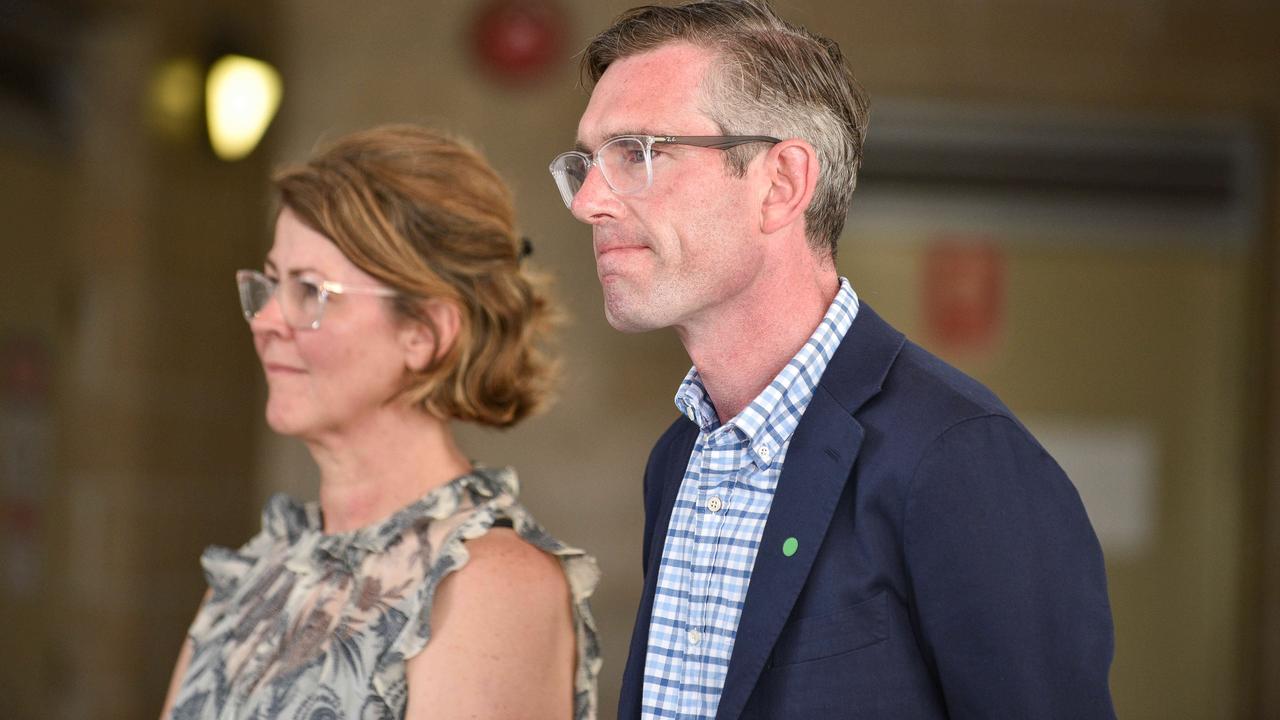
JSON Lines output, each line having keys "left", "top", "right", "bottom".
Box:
{"left": 549, "top": 2, "right": 1116, "bottom": 718}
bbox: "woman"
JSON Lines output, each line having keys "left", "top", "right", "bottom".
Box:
{"left": 161, "top": 125, "right": 599, "bottom": 719}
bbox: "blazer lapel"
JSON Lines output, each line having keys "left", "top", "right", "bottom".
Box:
{"left": 714, "top": 302, "right": 905, "bottom": 720}
{"left": 713, "top": 389, "right": 862, "bottom": 720}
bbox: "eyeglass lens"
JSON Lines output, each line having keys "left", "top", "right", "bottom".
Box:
{"left": 552, "top": 136, "right": 653, "bottom": 207}
{"left": 236, "top": 271, "right": 324, "bottom": 330}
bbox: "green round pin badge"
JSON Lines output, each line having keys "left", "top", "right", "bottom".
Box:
{"left": 782, "top": 537, "right": 799, "bottom": 557}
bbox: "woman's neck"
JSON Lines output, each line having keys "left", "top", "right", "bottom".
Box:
{"left": 305, "top": 407, "right": 472, "bottom": 533}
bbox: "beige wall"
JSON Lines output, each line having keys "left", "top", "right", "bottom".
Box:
{"left": 0, "top": 138, "right": 70, "bottom": 720}
{"left": 1, "top": 4, "right": 273, "bottom": 718}
{"left": 0, "top": 1, "right": 1276, "bottom": 718}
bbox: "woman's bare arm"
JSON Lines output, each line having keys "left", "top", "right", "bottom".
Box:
{"left": 405, "top": 529, "right": 576, "bottom": 719}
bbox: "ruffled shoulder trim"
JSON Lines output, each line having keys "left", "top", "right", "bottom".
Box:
{"left": 263, "top": 492, "right": 316, "bottom": 541}
{"left": 372, "top": 470, "right": 601, "bottom": 719}
{"left": 200, "top": 493, "right": 311, "bottom": 598}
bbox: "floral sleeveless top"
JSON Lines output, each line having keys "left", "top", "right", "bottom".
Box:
{"left": 167, "top": 467, "right": 601, "bottom": 720}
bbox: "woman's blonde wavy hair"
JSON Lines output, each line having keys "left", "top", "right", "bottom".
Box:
{"left": 272, "top": 124, "right": 558, "bottom": 428}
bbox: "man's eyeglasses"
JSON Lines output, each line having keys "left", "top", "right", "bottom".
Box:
{"left": 236, "top": 269, "right": 399, "bottom": 330}
{"left": 548, "top": 134, "right": 780, "bottom": 209}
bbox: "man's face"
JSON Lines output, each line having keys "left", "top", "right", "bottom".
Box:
{"left": 571, "top": 42, "right": 768, "bottom": 334}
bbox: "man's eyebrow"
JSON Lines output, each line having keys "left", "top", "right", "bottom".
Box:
{"left": 574, "top": 129, "right": 665, "bottom": 153}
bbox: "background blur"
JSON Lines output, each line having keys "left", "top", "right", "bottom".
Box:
{"left": 1, "top": 1, "right": 1277, "bottom": 718}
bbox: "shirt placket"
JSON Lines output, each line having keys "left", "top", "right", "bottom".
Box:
{"left": 678, "top": 427, "right": 738, "bottom": 718}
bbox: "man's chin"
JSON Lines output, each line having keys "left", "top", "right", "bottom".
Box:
{"left": 603, "top": 303, "right": 661, "bottom": 334}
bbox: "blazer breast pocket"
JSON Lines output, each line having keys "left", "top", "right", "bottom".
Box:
{"left": 769, "top": 591, "right": 889, "bottom": 667}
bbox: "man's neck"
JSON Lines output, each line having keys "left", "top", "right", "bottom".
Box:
{"left": 679, "top": 269, "right": 840, "bottom": 423}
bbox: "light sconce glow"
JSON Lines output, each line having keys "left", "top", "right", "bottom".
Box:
{"left": 205, "top": 54, "right": 282, "bottom": 161}
{"left": 147, "top": 57, "right": 203, "bottom": 140}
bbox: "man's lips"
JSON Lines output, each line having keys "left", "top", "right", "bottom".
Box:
{"left": 594, "top": 242, "right": 649, "bottom": 259}
{"left": 263, "top": 362, "right": 305, "bottom": 374}
{"left": 595, "top": 244, "right": 649, "bottom": 282}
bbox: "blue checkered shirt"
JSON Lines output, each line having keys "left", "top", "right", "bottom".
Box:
{"left": 640, "top": 278, "right": 860, "bottom": 720}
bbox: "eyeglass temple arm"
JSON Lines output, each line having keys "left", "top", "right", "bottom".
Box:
{"left": 318, "top": 280, "right": 399, "bottom": 297}
{"left": 657, "top": 135, "right": 782, "bottom": 150}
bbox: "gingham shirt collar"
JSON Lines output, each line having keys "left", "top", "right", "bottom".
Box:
{"left": 673, "top": 277, "right": 859, "bottom": 485}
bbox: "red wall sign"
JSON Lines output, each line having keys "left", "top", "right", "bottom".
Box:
{"left": 923, "top": 238, "right": 1005, "bottom": 353}
{"left": 470, "top": 0, "right": 567, "bottom": 85}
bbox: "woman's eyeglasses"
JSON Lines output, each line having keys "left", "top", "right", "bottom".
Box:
{"left": 236, "top": 269, "right": 398, "bottom": 330}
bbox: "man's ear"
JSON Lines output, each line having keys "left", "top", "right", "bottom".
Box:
{"left": 759, "top": 139, "right": 819, "bottom": 235}
{"left": 402, "top": 299, "right": 462, "bottom": 373}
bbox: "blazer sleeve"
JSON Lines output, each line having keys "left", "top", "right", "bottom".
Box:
{"left": 904, "top": 414, "right": 1117, "bottom": 719}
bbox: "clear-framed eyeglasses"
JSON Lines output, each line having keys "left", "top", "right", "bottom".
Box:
{"left": 235, "top": 269, "right": 399, "bottom": 331}
{"left": 548, "top": 134, "right": 780, "bottom": 209}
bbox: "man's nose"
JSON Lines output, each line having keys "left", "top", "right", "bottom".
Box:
{"left": 570, "top": 164, "right": 623, "bottom": 224}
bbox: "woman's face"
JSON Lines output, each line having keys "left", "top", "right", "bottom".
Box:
{"left": 250, "top": 209, "right": 413, "bottom": 440}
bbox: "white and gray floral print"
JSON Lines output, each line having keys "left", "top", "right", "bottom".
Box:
{"left": 167, "top": 467, "right": 600, "bottom": 720}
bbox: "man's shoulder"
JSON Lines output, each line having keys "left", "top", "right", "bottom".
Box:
{"left": 885, "top": 340, "right": 1014, "bottom": 420}
{"left": 828, "top": 311, "right": 1024, "bottom": 445}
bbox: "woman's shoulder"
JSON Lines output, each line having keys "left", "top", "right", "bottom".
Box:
{"left": 450, "top": 527, "right": 570, "bottom": 601}
{"left": 396, "top": 467, "right": 599, "bottom": 635}
{"left": 441, "top": 469, "right": 600, "bottom": 601}
{"left": 397, "top": 469, "right": 601, "bottom": 719}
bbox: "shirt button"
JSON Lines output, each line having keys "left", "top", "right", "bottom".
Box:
{"left": 706, "top": 496, "right": 723, "bottom": 513}
{"left": 688, "top": 628, "right": 702, "bottom": 646}
{"left": 756, "top": 444, "right": 773, "bottom": 461}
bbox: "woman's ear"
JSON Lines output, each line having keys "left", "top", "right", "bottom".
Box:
{"left": 402, "top": 299, "right": 462, "bottom": 372}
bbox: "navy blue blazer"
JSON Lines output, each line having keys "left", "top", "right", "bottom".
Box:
{"left": 618, "top": 303, "right": 1116, "bottom": 720}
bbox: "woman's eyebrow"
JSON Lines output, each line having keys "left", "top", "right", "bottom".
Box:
{"left": 263, "top": 258, "right": 321, "bottom": 278}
